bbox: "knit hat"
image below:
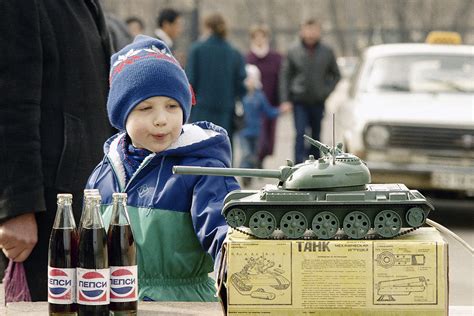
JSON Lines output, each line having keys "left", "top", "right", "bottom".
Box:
{"left": 245, "top": 64, "right": 262, "bottom": 90}
{"left": 107, "top": 35, "right": 194, "bottom": 130}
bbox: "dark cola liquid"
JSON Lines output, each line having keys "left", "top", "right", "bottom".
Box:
{"left": 48, "top": 228, "right": 78, "bottom": 315}
{"left": 108, "top": 224, "right": 137, "bottom": 315}
{"left": 78, "top": 227, "right": 109, "bottom": 316}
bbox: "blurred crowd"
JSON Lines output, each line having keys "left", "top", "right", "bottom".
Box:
{"left": 0, "top": 3, "right": 339, "bottom": 301}
{"left": 112, "top": 8, "right": 340, "bottom": 177}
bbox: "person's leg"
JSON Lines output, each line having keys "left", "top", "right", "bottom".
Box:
{"left": 308, "top": 102, "right": 325, "bottom": 158}
{"left": 249, "top": 136, "right": 259, "bottom": 169}
{"left": 257, "top": 117, "right": 277, "bottom": 166}
{"left": 293, "top": 104, "right": 309, "bottom": 163}
{"left": 239, "top": 135, "right": 254, "bottom": 169}
{"left": 239, "top": 135, "right": 256, "bottom": 186}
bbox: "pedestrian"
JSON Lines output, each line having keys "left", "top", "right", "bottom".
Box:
{"left": 86, "top": 35, "right": 239, "bottom": 301}
{"left": 0, "top": 0, "right": 112, "bottom": 300}
{"left": 239, "top": 65, "right": 287, "bottom": 187}
{"left": 186, "top": 12, "right": 246, "bottom": 140}
{"left": 280, "top": 18, "right": 341, "bottom": 163}
{"left": 126, "top": 16, "right": 146, "bottom": 38}
{"left": 246, "top": 24, "right": 282, "bottom": 168}
{"left": 154, "top": 8, "right": 183, "bottom": 51}
{"left": 105, "top": 13, "right": 133, "bottom": 51}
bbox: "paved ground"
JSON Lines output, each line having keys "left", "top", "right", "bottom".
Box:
{"left": 0, "top": 280, "right": 4, "bottom": 315}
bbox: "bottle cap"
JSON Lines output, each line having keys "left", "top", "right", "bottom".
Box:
{"left": 112, "top": 192, "right": 128, "bottom": 200}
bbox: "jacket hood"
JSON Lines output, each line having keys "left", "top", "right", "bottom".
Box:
{"left": 104, "top": 121, "right": 232, "bottom": 166}
{"left": 101, "top": 121, "right": 232, "bottom": 191}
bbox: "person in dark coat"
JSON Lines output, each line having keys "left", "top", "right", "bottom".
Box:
{"left": 246, "top": 25, "right": 282, "bottom": 168}
{"left": 280, "top": 18, "right": 340, "bottom": 163}
{"left": 0, "top": 0, "right": 113, "bottom": 300}
{"left": 185, "top": 13, "right": 246, "bottom": 138}
{"left": 105, "top": 13, "right": 133, "bottom": 51}
{"left": 126, "top": 16, "right": 145, "bottom": 37}
{"left": 154, "top": 8, "right": 183, "bottom": 51}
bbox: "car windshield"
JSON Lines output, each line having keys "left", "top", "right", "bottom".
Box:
{"left": 363, "top": 54, "right": 474, "bottom": 93}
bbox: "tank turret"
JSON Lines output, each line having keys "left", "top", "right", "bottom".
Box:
{"left": 173, "top": 135, "right": 371, "bottom": 191}
{"left": 173, "top": 136, "right": 433, "bottom": 239}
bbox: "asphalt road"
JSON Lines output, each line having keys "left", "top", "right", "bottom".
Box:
{"left": 233, "top": 112, "right": 473, "bottom": 306}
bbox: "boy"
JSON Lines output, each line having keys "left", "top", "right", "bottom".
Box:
{"left": 239, "top": 64, "right": 285, "bottom": 187}
{"left": 86, "top": 35, "right": 239, "bottom": 301}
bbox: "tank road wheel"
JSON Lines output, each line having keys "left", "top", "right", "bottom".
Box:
{"left": 249, "top": 211, "right": 276, "bottom": 238}
{"left": 374, "top": 210, "right": 402, "bottom": 238}
{"left": 343, "top": 211, "right": 371, "bottom": 239}
{"left": 406, "top": 207, "right": 426, "bottom": 227}
{"left": 280, "top": 211, "right": 307, "bottom": 239}
{"left": 226, "top": 208, "right": 246, "bottom": 228}
{"left": 312, "top": 211, "right": 339, "bottom": 239}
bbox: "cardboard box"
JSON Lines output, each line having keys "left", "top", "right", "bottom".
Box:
{"left": 217, "top": 228, "right": 448, "bottom": 316}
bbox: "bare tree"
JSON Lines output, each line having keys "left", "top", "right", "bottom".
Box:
{"left": 453, "top": 0, "right": 474, "bottom": 39}
{"left": 328, "top": 0, "right": 346, "bottom": 55}
{"left": 394, "top": 0, "right": 410, "bottom": 42}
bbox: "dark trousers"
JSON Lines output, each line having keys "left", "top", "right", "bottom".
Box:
{"left": 293, "top": 102, "right": 325, "bottom": 164}
{"left": 239, "top": 134, "right": 258, "bottom": 169}
{"left": 257, "top": 116, "right": 277, "bottom": 164}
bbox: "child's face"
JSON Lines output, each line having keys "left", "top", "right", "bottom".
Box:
{"left": 126, "top": 96, "right": 183, "bottom": 153}
{"left": 244, "top": 77, "right": 257, "bottom": 91}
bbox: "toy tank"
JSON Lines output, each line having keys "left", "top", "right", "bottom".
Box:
{"left": 173, "top": 135, "right": 433, "bottom": 239}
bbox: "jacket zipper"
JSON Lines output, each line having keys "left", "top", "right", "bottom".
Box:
{"left": 128, "top": 155, "right": 157, "bottom": 192}
{"left": 105, "top": 154, "right": 156, "bottom": 192}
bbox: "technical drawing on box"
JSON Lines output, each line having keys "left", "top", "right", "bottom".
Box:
{"left": 373, "top": 245, "right": 438, "bottom": 305}
{"left": 375, "top": 251, "right": 426, "bottom": 268}
{"left": 376, "top": 276, "right": 428, "bottom": 302}
{"left": 228, "top": 243, "right": 292, "bottom": 305}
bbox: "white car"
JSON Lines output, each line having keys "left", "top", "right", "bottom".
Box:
{"left": 334, "top": 43, "right": 474, "bottom": 198}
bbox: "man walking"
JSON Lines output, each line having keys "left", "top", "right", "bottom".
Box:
{"left": 154, "top": 8, "right": 183, "bottom": 51}
{"left": 280, "top": 18, "right": 340, "bottom": 163}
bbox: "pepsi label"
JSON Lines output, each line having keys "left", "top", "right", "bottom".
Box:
{"left": 77, "top": 268, "right": 110, "bottom": 305}
{"left": 48, "top": 266, "right": 76, "bottom": 304}
{"left": 110, "top": 265, "right": 138, "bottom": 302}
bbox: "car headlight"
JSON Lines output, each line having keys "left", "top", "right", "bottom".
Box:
{"left": 365, "top": 125, "right": 390, "bottom": 149}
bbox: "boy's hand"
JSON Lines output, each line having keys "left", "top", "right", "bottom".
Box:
{"left": 0, "top": 212, "right": 38, "bottom": 262}
{"left": 279, "top": 101, "right": 293, "bottom": 114}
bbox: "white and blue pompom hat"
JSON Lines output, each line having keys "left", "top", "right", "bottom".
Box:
{"left": 245, "top": 64, "right": 262, "bottom": 90}
{"left": 107, "top": 35, "right": 194, "bottom": 130}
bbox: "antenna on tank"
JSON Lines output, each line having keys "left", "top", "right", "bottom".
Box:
{"left": 332, "top": 113, "right": 336, "bottom": 165}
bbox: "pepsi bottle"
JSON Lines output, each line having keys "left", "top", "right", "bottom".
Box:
{"left": 78, "top": 189, "right": 100, "bottom": 230}
{"left": 48, "top": 193, "right": 78, "bottom": 315}
{"left": 77, "top": 194, "right": 109, "bottom": 316}
{"left": 108, "top": 193, "right": 138, "bottom": 315}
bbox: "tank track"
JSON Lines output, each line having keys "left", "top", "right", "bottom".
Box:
{"left": 232, "top": 225, "right": 420, "bottom": 240}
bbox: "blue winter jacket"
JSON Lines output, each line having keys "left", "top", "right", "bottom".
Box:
{"left": 86, "top": 121, "right": 239, "bottom": 301}
{"left": 241, "top": 89, "right": 279, "bottom": 137}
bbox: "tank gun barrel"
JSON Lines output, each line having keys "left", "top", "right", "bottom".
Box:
{"left": 173, "top": 166, "right": 282, "bottom": 179}
{"left": 303, "top": 135, "right": 331, "bottom": 155}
